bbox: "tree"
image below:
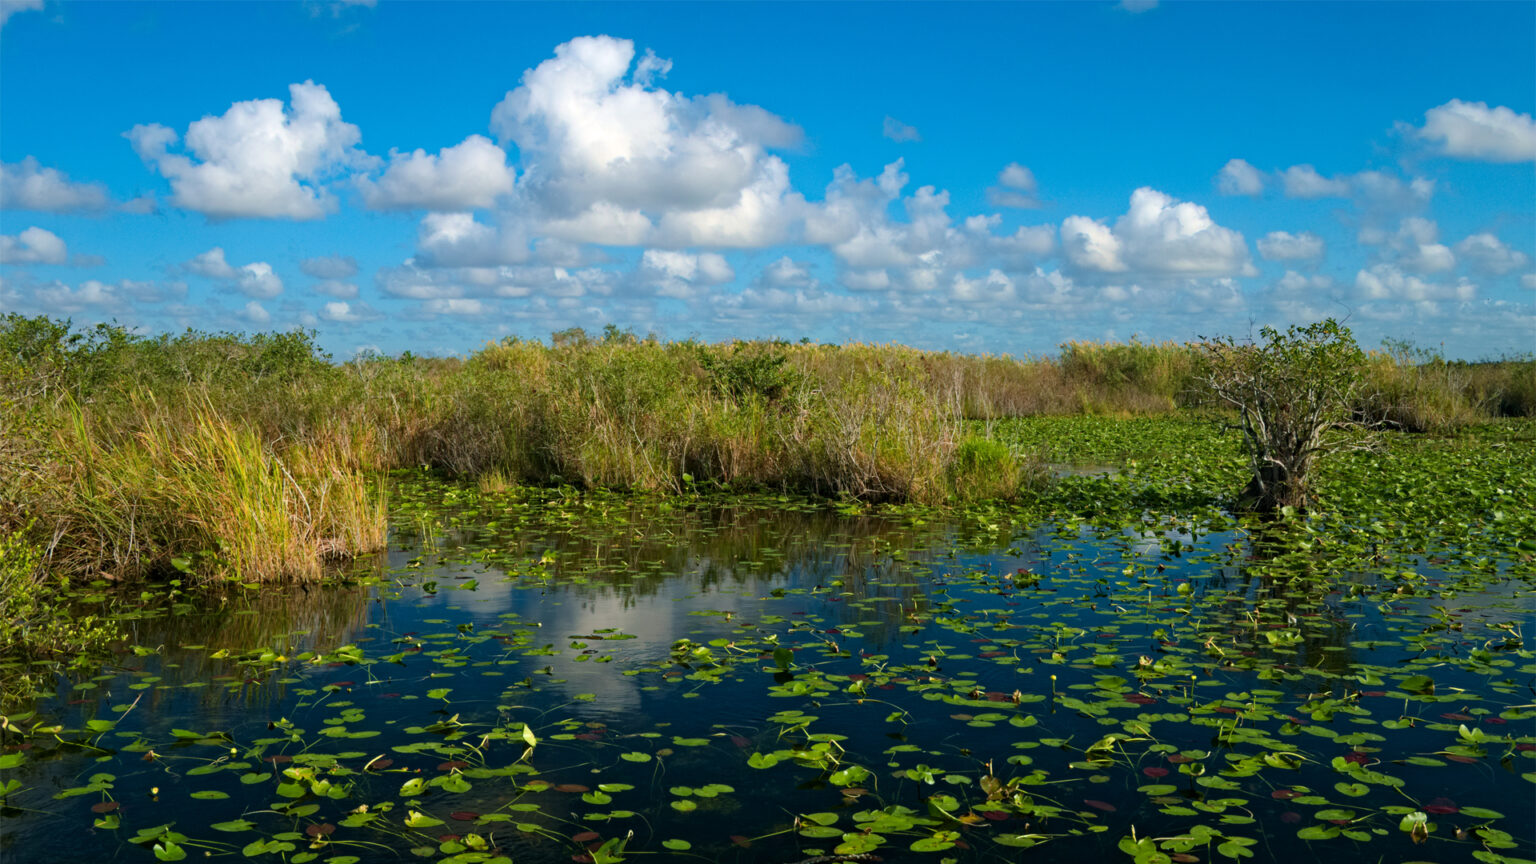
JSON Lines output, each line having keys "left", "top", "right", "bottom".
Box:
{"left": 1195, "top": 319, "right": 1367, "bottom": 513}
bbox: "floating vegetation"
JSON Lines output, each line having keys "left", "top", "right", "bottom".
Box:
{"left": 1, "top": 417, "right": 1532, "bottom": 863}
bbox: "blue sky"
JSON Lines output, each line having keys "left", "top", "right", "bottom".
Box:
{"left": 2, "top": 1, "right": 1533, "bottom": 358}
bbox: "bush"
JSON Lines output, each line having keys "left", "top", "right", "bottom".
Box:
{"left": 1195, "top": 319, "right": 1367, "bottom": 512}
{"left": 949, "top": 437, "right": 1031, "bottom": 502}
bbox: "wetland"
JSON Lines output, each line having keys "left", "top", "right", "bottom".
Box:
{"left": 1, "top": 319, "right": 1533, "bottom": 864}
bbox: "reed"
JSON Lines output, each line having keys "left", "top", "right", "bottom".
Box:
{"left": 4, "top": 315, "right": 1532, "bottom": 590}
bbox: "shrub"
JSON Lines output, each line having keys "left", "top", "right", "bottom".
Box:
{"left": 1195, "top": 319, "right": 1367, "bottom": 512}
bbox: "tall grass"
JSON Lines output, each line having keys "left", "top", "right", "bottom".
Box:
{"left": 3, "top": 316, "right": 1532, "bottom": 591}
{"left": 1356, "top": 341, "right": 1536, "bottom": 432}
{"left": 45, "top": 396, "right": 386, "bottom": 583}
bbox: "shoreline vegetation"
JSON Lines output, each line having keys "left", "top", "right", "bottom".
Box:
{"left": 2, "top": 313, "right": 1533, "bottom": 674}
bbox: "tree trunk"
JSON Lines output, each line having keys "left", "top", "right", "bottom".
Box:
{"left": 1237, "top": 462, "right": 1309, "bottom": 513}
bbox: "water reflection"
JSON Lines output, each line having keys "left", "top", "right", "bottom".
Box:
{"left": 3, "top": 487, "right": 1531, "bottom": 864}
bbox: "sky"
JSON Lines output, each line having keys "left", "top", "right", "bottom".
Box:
{"left": 1, "top": 1, "right": 1533, "bottom": 359}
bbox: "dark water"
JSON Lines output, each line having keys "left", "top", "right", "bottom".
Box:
{"left": 2, "top": 488, "right": 1532, "bottom": 864}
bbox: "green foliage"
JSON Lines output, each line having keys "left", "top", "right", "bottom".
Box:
{"left": 949, "top": 436, "right": 1037, "bottom": 502}
{"left": 0, "top": 521, "right": 119, "bottom": 702}
{"left": 695, "top": 342, "right": 803, "bottom": 404}
{"left": 1196, "top": 319, "right": 1367, "bottom": 511}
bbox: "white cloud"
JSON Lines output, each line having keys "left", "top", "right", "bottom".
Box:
{"left": 1281, "top": 164, "right": 1350, "bottom": 198}
{"left": 1272, "top": 270, "right": 1336, "bottom": 295}
{"left": 1455, "top": 233, "right": 1530, "bottom": 275}
{"left": 28, "top": 279, "right": 126, "bottom": 314}
{"left": 128, "top": 81, "right": 368, "bottom": 220}
{"left": 950, "top": 269, "right": 1016, "bottom": 305}
{"left": 1522, "top": 273, "right": 1536, "bottom": 290}
{"left": 184, "top": 247, "right": 284, "bottom": 298}
{"left": 882, "top": 116, "right": 921, "bottom": 143}
{"left": 415, "top": 212, "right": 528, "bottom": 267}
{"left": 1356, "top": 263, "right": 1475, "bottom": 303}
{"left": 357, "top": 135, "right": 515, "bottom": 211}
{"left": 804, "top": 160, "right": 1033, "bottom": 293}
{"left": 320, "top": 300, "right": 380, "bottom": 323}
{"left": 378, "top": 259, "right": 613, "bottom": 304}
{"left": 0, "top": 158, "right": 111, "bottom": 212}
{"left": 0, "top": 226, "right": 67, "bottom": 265}
{"left": 234, "top": 263, "right": 284, "bottom": 299}
{"left": 422, "top": 298, "right": 486, "bottom": 317}
{"left": 1065, "top": 188, "right": 1250, "bottom": 277}
{"left": 1257, "top": 230, "right": 1325, "bottom": 261}
{"left": 1389, "top": 218, "right": 1455, "bottom": 274}
{"left": 300, "top": 254, "right": 358, "bottom": 280}
{"left": 186, "top": 247, "right": 237, "bottom": 279}
{"left": 1415, "top": 99, "right": 1536, "bottom": 162}
{"left": 487, "top": 36, "right": 804, "bottom": 249}
{"left": 652, "top": 157, "right": 799, "bottom": 247}
{"left": 988, "top": 223, "right": 1056, "bottom": 263}
{"left": 0, "top": 0, "right": 42, "bottom": 28}
{"left": 987, "top": 162, "right": 1040, "bottom": 208}
{"left": 241, "top": 300, "right": 272, "bottom": 325}
{"left": 1216, "top": 158, "right": 1263, "bottom": 196}
{"left": 637, "top": 249, "right": 734, "bottom": 298}
{"left": 1061, "top": 215, "right": 1126, "bottom": 272}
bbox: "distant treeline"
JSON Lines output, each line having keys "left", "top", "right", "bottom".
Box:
{"left": 2, "top": 314, "right": 1533, "bottom": 590}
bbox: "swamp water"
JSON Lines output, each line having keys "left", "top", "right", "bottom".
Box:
{"left": 2, "top": 477, "right": 1533, "bottom": 864}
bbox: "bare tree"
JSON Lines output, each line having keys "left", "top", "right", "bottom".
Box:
{"left": 1195, "top": 319, "right": 1368, "bottom": 512}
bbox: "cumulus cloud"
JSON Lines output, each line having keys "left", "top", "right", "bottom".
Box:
{"left": 636, "top": 249, "right": 734, "bottom": 298}
{"left": 241, "top": 300, "right": 272, "bottom": 325}
{"left": 1454, "top": 233, "right": 1530, "bottom": 276}
{"left": 422, "top": 298, "right": 487, "bottom": 317}
{"left": 803, "top": 160, "right": 1042, "bottom": 293}
{"left": 1, "top": 158, "right": 111, "bottom": 212}
{"left": 184, "top": 247, "right": 284, "bottom": 298}
{"left": 1271, "top": 270, "right": 1336, "bottom": 295}
{"left": 987, "top": 162, "right": 1040, "bottom": 208}
{"left": 1257, "top": 230, "right": 1325, "bottom": 261}
{"left": 357, "top": 135, "right": 515, "bottom": 211}
{"left": 1356, "top": 263, "right": 1474, "bottom": 303}
{"left": 128, "top": 81, "right": 368, "bottom": 220}
{"left": 1414, "top": 99, "right": 1536, "bottom": 162}
{"left": 378, "top": 259, "right": 614, "bottom": 305}
{"left": 882, "top": 116, "right": 921, "bottom": 143}
{"left": 300, "top": 254, "right": 358, "bottom": 280}
{"left": 415, "top": 212, "right": 529, "bottom": 267}
{"left": 0, "top": 226, "right": 67, "bottom": 265}
{"left": 1061, "top": 216, "right": 1125, "bottom": 272}
{"left": 1215, "top": 158, "right": 1263, "bottom": 196}
{"left": 486, "top": 36, "right": 804, "bottom": 250}
{"left": 186, "top": 247, "right": 236, "bottom": 279}
{"left": 1386, "top": 218, "right": 1455, "bottom": 274}
{"left": 1064, "top": 188, "right": 1251, "bottom": 277}
{"left": 319, "top": 300, "right": 381, "bottom": 323}
{"left": 1281, "top": 164, "right": 1350, "bottom": 198}
{"left": 950, "top": 269, "right": 1017, "bottom": 305}
{"left": 27, "top": 279, "right": 126, "bottom": 314}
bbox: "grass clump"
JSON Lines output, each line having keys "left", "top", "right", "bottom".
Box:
{"left": 6, "top": 314, "right": 1536, "bottom": 592}
{"left": 45, "top": 397, "right": 386, "bottom": 584}
{"left": 948, "top": 436, "right": 1040, "bottom": 502}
